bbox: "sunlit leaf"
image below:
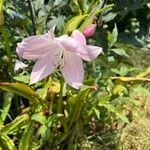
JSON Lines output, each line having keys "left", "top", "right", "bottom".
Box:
{"left": 31, "top": 113, "right": 47, "bottom": 125}
{"left": 19, "top": 122, "right": 34, "bottom": 150}
{"left": 79, "top": 7, "right": 96, "bottom": 31}
{"left": 64, "top": 14, "right": 87, "bottom": 34}
{"left": 98, "top": 93, "right": 112, "bottom": 106}
{"left": 13, "top": 75, "right": 30, "bottom": 84}
{"left": 38, "top": 125, "right": 48, "bottom": 139}
{"left": 110, "top": 49, "right": 129, "bottom": 57}
{"left": 0, "top": 0, "right": 4, "bottom": 26}
{"left": 0, "top": 93, "right": 14, "bottom": 125}
{"left": 110, "top": 77, "right": 150, "bottom": 82}
{"left": 0, "top": 133, "right": 16, "bottom": 150}
{"left": 112, "top": 85, "right": 128, "bottom": 95}
{"left": 69, "top": 88, "right": 90, "bottom": 127}
{"left": 94, "top": 108, "right": 100, "bottom": 120}
{"left": 0, "top": 114, "right": 29, "bottom": 134}
{"left": 0, "top": 82, "right": 40, "bottom": 103}
{"left": 111, "top": 24, "right": 118, "bottom": 46}
{"left": 104, "top": 103, "right": 129, "bottom": 123}
{"left": 136, "top": 67, "right": 150, "bottom": 78}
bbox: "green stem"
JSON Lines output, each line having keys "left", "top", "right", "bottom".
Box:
{"left": 57, "top": 79, "right": 64, "bottom": 113}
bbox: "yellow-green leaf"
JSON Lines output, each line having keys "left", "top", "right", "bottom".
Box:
{"left": 19, "top": 122, "right": 34, "bottom": 150}
{"left": 0, "top": 0, "right": 4, "bottom": 26}
{"left": 79, "top": 7, "right": 96, "bottom": 31}
{"left": 64, "top": 14, "right": 87, "bottom": 34}
{"left": 0, "top": 93, "right": 14, "bottom": 126}
{"left": 110, "top": 77, "right": 150, "bottom": 82}
{"left": 136, "top": 67, "right": 150, "bottom": 78}
{"left": 0, "top": 82, "right": 40, "bottom": 103}
{"left": 0, "top": 114, "right": 29, "bottom": 134}
{"left": 0, "top": 133, "right": 16, "bottom": 150}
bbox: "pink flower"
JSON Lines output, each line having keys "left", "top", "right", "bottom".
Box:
{"left": 16, "top": 27, "right": 102, "bottom": 89}
{"left": 83, "top": 24, "right": 97, "bottom": 37}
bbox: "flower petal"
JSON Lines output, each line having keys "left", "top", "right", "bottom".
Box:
{"left": 56, "top": 35, "right": 80, "bottom": 52}
{"left": 48, "top": 26, "right": 55, "bottom": 40}
{"left": 85, "top": 45, "right": 102, "bottom": 60}
{"left": 61, "top": 52, "right": 84, "bottom": 89}
{"left": 30, "top": 49, "right": 60, "bottom": 84}
{"left": 16, "top": 28, "right": 56, "bottom": 60}
{"left": 71, "top": 30, "right": 86, "bottom": 44}
{"left": 56, "top": 30, "right": 102, "bottom": 61}
{"left": 71, "top": 45, "right": 102, "bottom": 61}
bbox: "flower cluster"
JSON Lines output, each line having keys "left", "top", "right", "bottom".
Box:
{"left": 16, "top": 27, "right": 102, "bottom": 89}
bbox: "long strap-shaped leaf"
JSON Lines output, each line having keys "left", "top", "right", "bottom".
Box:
{"left": 0, "top": 82, "right": 40, "bottom": 103}
{"left": 19, "top": 122, "right": 34, "bottom": 150}
{"left": 110, "top": 77, "right": 150, "bottom": 82}
{"left": 0, "top": 133, "right": 16, "bottom": 150}
{"left": 0, "top": 114, "right": 29, "bottom": 134}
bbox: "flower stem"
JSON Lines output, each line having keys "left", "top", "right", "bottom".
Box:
{"left": 57, "top": 79, "right": 64, "bottom": 113}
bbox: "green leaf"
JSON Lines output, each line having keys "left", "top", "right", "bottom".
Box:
{"left": 94, "top": 108, "right": 100, "bottom": 120}
{"left": 0, "top": 0, "right": 4, "bottom": 26}
{"left": 80, "top": 4, "right": 115, "bottom": 32}
{"left": 36, "top": 15, "right": 48, "bottom": 34}
{"left": 0, "top": 92, "right": 14, "bottom": 126}
{"left": 112, "top": 85, "right": 128, "bottom": 95}
{"left": 0, "top": 82, "right": 40, "bottom": 103}
{"left": 19, "top": 122, "right": 34, "bottom": 150}
{"left": 102, "top": 12, "right": 117, "bottom": 22}
{"left": 48, "top": 114, "right": 63, "bottom": 127}
{"left": 1, "top": 114, "right": 29, "bottom": 134}
{"left": 136, "top": 67, "right": 150, "bottom": 78}
{"left": 13, "top": 75, "right": 30, "bottom": 84}
{"left": 79, "top": 7, "right": 96, "bottom": 32}
{"left": 111, "top": 66, "right": 136, "bottom": 76}
{"left": 64, "top": 14, "right": 87, "bottom": 34}
{"left": 104, "top": 103, "right": 129, "bottom": 123}
{"left": 69, "top": 88, "right": 90, "bottom": 127}
{"left": 110, "top": 76, "right": 150, "bottom": 82}
{"left": 48, "top": 16, "right": 65, "bottom": 31}
{"left": 0, "top": 133, "right": 16, "bottom": 150}
{"left": 98, "top": 93, "right": 112, "bottom": 106}
{"left": 31, "top": 113, "right": 47, "bottom": 125}
{"left": 110, "top": 48, "right": 129, "bottom": 57}
{"left": 111, "top": 24, "right": 118, "bottom": 45}
{"left": 96, "top": 4, "right": 114, "bottom": 15}
{"left": 108, "top": 24, "right": 118, "bottom": 47}
{"left": 38, "top": 125, "right": 48, "bottom": 139}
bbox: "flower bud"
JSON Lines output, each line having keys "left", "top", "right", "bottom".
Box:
{"left": 83, "top": 24, "right": 97, "bottom": 37}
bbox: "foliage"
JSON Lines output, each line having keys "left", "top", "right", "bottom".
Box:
{"left": 0, "top": 0, "right": 150, "bottom": 149}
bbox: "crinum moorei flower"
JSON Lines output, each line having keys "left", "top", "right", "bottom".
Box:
{"left": 16, "top": 27, "right": 102, "bottom": 89}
